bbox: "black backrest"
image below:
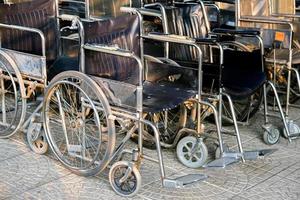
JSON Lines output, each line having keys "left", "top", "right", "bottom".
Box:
{"left": 83, "top": 14, "right": 141, "bottom": 85}
{"left": 0, "top": 0, "right": 59, "bottom": 66}
{"left": 166, "top": 3, "right": 210, "bottom": 62}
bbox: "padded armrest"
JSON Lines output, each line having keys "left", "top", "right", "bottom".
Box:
{"left": 212, "top": 28, "right": 260, "bottom": 36}
{"left": 144, "top": 32, "right": 195, "bottom": 45}
{"left": 240, "top": 16, "right": 293, "bottom": 24}
{"left": 84, "top": 43, "right": 134, "bottom": 57}
{"left": 195, "top": 37, "right": 217, "bottom": 44}
{"left": 272, "top": 13, "right": 300, "bottom": 19}
{"left": 121, "top": 6, "right": 162, "bottom": 18}
{"left": 145, "top": 32, "right": 218, "bottom": 45}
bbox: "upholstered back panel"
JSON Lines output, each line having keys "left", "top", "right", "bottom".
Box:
{"left": 84, "top": 14, "right": 141, "bottom": 85}
{"left": 166, "top": 4, "right": 210, "bottom": 62}
{"left": 0, "top": 0, "right": 59, "bottom": 66}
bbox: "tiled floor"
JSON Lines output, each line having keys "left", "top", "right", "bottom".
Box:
{"left": 0, "top": 108, "right": 300, "bottom": 200}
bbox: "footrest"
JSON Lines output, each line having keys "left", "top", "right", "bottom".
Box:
{"left": 204, "top": 156, "right": 239, "bottom": 168}
{"left": 163, "top": 174, "right": 207, "bottom": 188}
{"left": 289, "top": 133, "right": 300, "bottom": 138}
{"left": 243, "top": 149, "right": 277, "bottom": 160}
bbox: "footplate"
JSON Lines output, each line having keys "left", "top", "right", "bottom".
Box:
{"left": 205, "top": 148, "right": 277, "bottom": 168}
{"left": 204, "top": 156, "right": 239, "bottom": 168}
{"left": 243, "top": 149, "right": 277, "bottom": 160}
{"left": 163, "top": 174, "right": 207, "bottom": 188}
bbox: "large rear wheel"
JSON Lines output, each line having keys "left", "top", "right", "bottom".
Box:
{"left": 43, "top": 71, "right": 115, "bottom": 176}
{"left": 0, "top": 50, "right": 26, "bottom": 138}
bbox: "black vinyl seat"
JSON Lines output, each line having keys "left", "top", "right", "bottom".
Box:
{"left": 142, "top": 81, "right": 196, "bottom": 113}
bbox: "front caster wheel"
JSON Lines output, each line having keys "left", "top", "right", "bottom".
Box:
{"left": 26, "top": 120, "right": 48, "bottom": 155}
{"left": 263, "top": 126, "right": 280, "bottom": 145}
{"left": 109, "top": 161, "right": 141, "bottom": 197}
{"left": 176, "top": 136, "right": 208, "bottom": 168}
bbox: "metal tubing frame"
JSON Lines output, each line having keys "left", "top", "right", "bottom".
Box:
{"left": 143, "top": 3, "right": 170, "bottom": 58}
{"left": 221, "top": 92, "right": 244, "bottom": 161}
{"left": 265, "top": 80, "right": 291, "bottom": 141}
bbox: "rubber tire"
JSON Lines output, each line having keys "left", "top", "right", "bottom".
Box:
{"left": 263, "top": 128, "right": 280, "bottom": 145}
{"left": 109, "top": 161, "right": 141, "bottom": 197}
{"left": 176, "top": 136, "right": 208, "bottom": 168}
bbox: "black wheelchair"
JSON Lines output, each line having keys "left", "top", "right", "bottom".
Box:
{"left": 138, "top": 0, "right": 289, "bottom": 149}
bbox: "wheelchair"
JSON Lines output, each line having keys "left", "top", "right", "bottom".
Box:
{"left": 57, "top": 0, "right": 246, "bottom": 169}
{"left": 236, "top": 0, "right": 300, "bottom": 142}
{"left": 138, "top": 0, "right": 291, "bottom": 149}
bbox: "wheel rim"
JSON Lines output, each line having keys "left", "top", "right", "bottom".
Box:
{"left": 110, "top": 161, "right": 141, "bottom": 197}
{"left": 177, "top": 136, "right": 207, "bottom": 168}
{"left": 112, "top": 166, "right": 137, "bottom": 195}
{"left": 44, "top": 73, "right": 115, "bottom": 175}
{"left": 0, "top": 60, "right": 24, "bottom": 137}
{"left": 31, "top": 137, "right": 48, "bottom": 154}
{"left": 265, "top": 129, "right": 279, "bottom": 144}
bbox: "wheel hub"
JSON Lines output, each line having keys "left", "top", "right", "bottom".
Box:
{"left": 70, "top": 118, "right": 84, "bottom": 129}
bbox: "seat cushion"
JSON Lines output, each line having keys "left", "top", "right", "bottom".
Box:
{"left": 143, "top": 81, "right": 197, "bottom": 113}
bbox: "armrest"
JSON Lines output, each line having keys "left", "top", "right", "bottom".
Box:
{"left": 212, "top": 28, "right": 260, "bottom": 36}
{"left": 143, "top": 32, "right": 196, "bottom": 45}
{"left": 240, "top": 16, "right": 293, "bottom": 26}
{"left": 84, "top": 44, "right": 135, "bottom": 59}
{"left": 120, "top": 7, "right": 161, "bottom": 18}
{"left": 59, "top": 14, "right": 79, "bottom": 22}
{"left": 144, "top": 32, "right": 218, "bottom": 45}
{"left": 195, "top": 37, "right": 217, "bottom": 44}
{"left": 271, "top": 13, "right": 300, "bottom": 19}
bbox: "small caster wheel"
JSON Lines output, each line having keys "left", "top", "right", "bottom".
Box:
{"left": 282, "top": 120, "right": 300, "bottom": 138}
{"left": 109, "top": 161, "right": 141, "bottom": 197}
{"left": 27, "top": 121, "right": 48, "bottom": 155}
{"left": 176, "top": 136, "right": 208, "bottom": 168}
{"left": 215, "top": 143, "right": 229, "bottom": 159}
{"left": 263, "top": 126, "right": 280, "bottom": 145}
